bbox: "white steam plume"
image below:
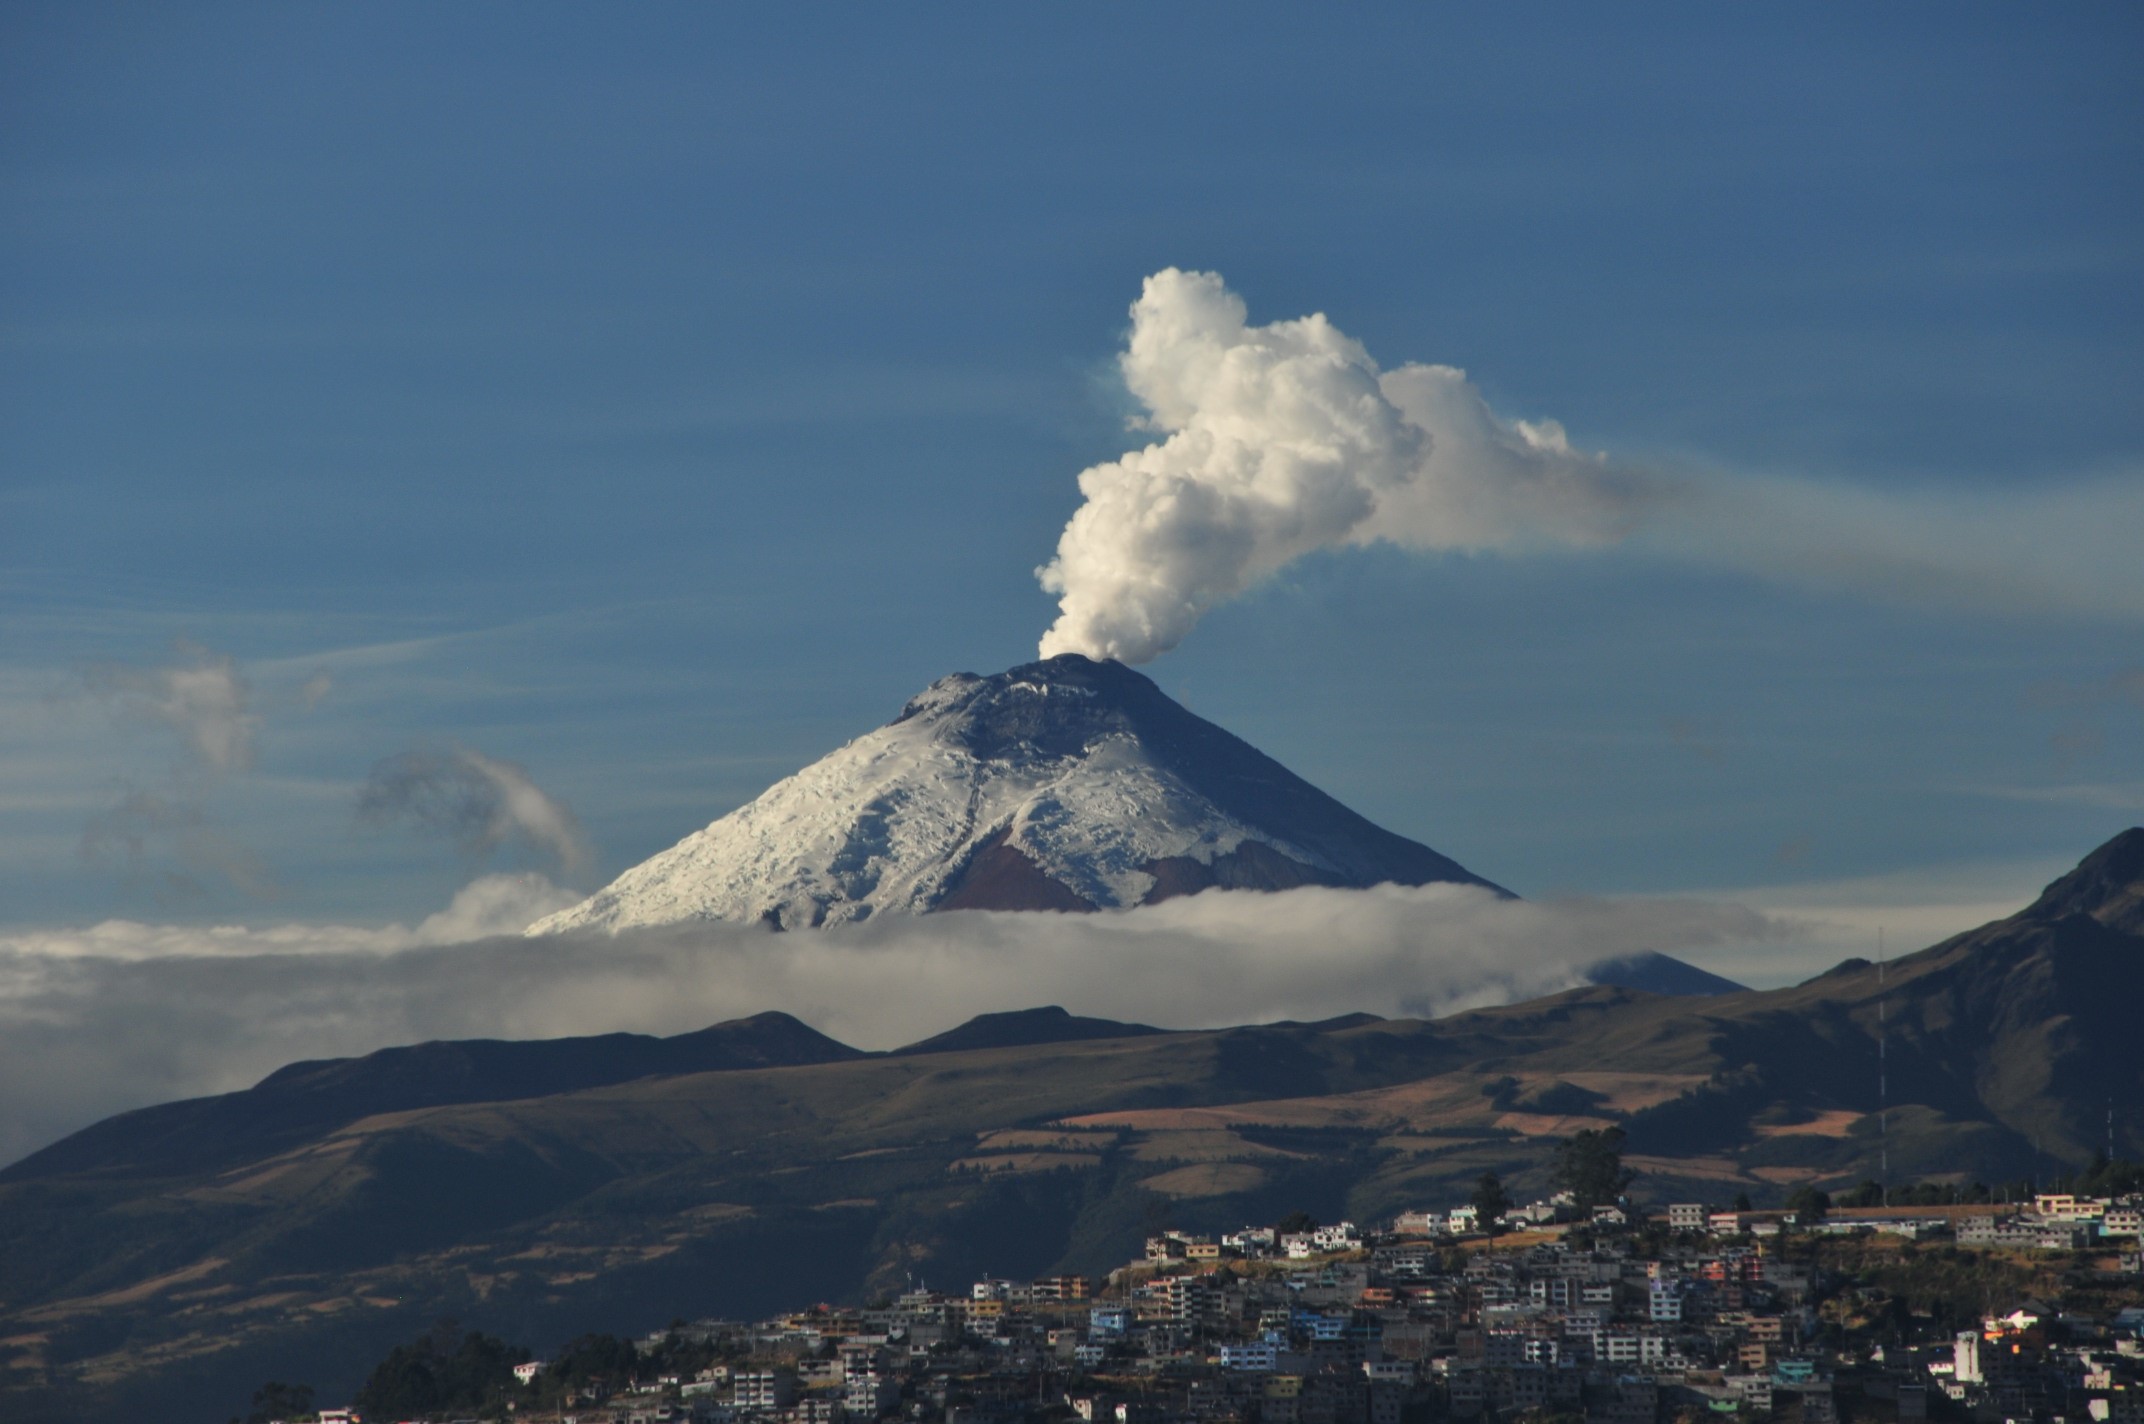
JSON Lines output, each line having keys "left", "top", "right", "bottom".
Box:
{"left": 0, "top": 879, "right": 1793, "bottom": 1167}
{"left": 1039, "top": 269, "right": 2144, "bottom": 663}
{"left": 1038, "top": 269, "right": 1653, "bottom": 663}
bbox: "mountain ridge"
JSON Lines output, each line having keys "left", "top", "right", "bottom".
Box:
{"left": 0, "top": 1011, "right": 860, "bottom": 1186}
{"left": 2019, "top": 825, "right": 2144, "bottom": 933}
{"left": 891, "top": 1005, "right": 1167, "bottom": 1056}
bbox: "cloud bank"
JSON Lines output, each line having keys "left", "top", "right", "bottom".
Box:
{"left": 0, "top": 880, "right": 1790, "bottom": 1168}
{"left": 1038, "top": 269, "right": 2144, "bottom": 664}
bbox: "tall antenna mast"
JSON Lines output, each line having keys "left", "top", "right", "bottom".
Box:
{"left": 1878, "top": 926, "right": 1888, "bottom": 1208}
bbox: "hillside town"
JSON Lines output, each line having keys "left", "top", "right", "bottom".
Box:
{"left": 312, "top": 1173, "right": 2144, "bottom": 1424}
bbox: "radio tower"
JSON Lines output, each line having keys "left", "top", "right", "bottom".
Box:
{"left": 1878, "top": 926, "right": 1888, "bottom": 1207}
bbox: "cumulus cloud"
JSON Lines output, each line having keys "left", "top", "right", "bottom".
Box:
{"left": 358, "top": 746, "right": 592, "bottom": 878}
{"left": 1038, "top": 269, "right": 2144, "bottom": 664}
{"left": 0, "top": 879, "right": 1794, "bottom": 1167}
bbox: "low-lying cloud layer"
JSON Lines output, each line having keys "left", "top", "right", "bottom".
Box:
{"left": 0, "top": 879, "right": 1791, "bottom": 1169}
{"left": 1039, "top": 269, "right": 2144, "bottom": 664}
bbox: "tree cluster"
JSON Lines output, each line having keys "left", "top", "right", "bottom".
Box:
{"left": 237, "top": 1380, "right": 313, "bottom": 1424}
{"left": 1552, "top": 1128, "right": 1636, "bottom": 1213}
{"left": 351, "top": 1318, "right": 530, "bottom": 1420}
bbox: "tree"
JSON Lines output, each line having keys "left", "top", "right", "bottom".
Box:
{"left": 1275, "top": 1210, "right": 1320, "bottom": 1236}
{"left": 1473, "top": 1173, "right": 1511, "bottom": 1238}
{"left": 1838, "top": 1179, "right": 1884, "bottom": 1209}
{"left": 1785, "top": 1185, "right": 1831, "bottom": 1223}
{"left": 353, "top": 1319, "right": 530, "bottom": 1420}
{"left": 2079, "top": 1155, "right": 2144, "bottom": 1198}
{"left": 1733, "top": 1190, "right": 1754, "bottom": 1213}
{"left": 1552, "top": 1128, "right": 1636, "bottom": 1212}
{"left": 544, "top": 1332, "right": 641, "bottom": 1398}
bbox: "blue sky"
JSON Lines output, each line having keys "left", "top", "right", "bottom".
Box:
{"left": 3, "top": 3, "right": 2141, "bottom": 949}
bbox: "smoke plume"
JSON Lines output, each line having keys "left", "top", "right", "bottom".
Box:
{"left": 1038, "top": 269, "right": 1653, "bottom": 663}
{"left": 1038, "top": 269, "right": 2144, "bottom": 663}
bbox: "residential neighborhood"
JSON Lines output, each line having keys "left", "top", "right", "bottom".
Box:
{"left": 314, "top": 1181, "right": 2144, "bottom": 1424}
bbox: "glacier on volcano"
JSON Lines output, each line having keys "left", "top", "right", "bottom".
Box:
{"left": 529, "top": 654, "right": 1499, "bottom": 934}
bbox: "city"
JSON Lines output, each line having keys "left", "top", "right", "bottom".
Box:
{"left": 328, "top": 1169, "right": 2144, "bottom": 1424}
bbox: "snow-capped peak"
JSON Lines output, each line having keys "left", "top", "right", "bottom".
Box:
{"left": 529, "top": 654, "right": 1498, "bottom": 935}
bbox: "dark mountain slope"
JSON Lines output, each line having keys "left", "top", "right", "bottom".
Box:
{"left": 1591, "top": 833, "right": 2144, "bottom": 1164}
{"left": 0, "top": 1011, "right": 861, "bottom": 1185}
{"left": 1577, "top": 952, "right": 1745, "bottom": 996}
{"left": 893, "top": 1005, "right": 1166, "bottom": 1055}
{"left": 2018, "top": 825, "right": 2144, "bottom": 933}
{"left": 916, "top": 655, "right": 1505, "bottom": 901}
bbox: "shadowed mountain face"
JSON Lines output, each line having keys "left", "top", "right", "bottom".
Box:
{"left": 4, "top": 831, "right": 2137, "bottom": 1424}
{"left": 1574, "top": 952, "right": 1746, "bottom": 997}
{"left": 531, "top": 654, "right": 1505, "bottom": 933}
{"left": 2018, "top": 825, "right": 2144, "bottom": 934}
{"left": 0, "top": 1012, "right": 862, "bottom": 1186}
{"left": 892, "top": 1005, "right": 1165, "bottom": 1056}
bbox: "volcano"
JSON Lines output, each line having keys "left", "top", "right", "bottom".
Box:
{"left": 532, "top": 653, "right": 1506, "bottom": 933}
